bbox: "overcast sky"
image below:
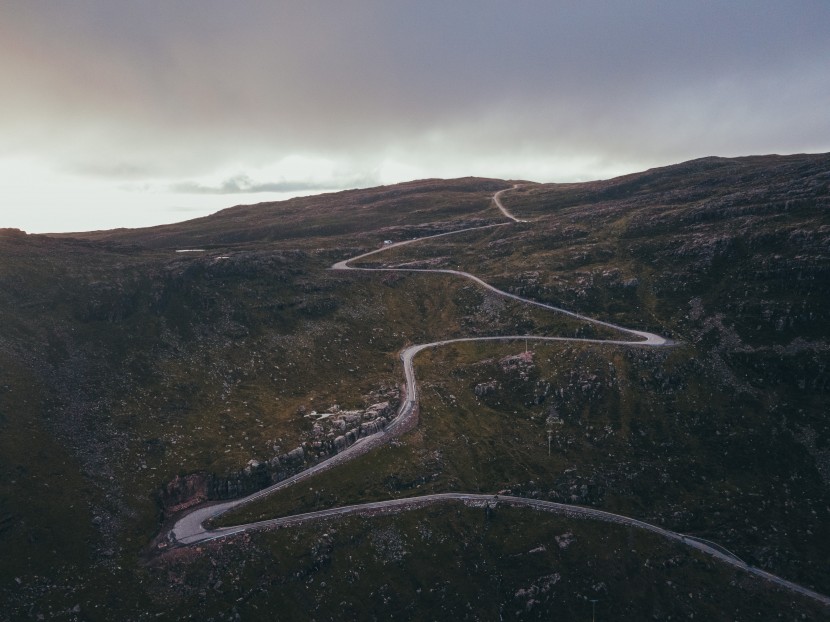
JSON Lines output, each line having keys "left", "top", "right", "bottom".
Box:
{"left": 2, "top": 1, "right": 829, "bottom": 233}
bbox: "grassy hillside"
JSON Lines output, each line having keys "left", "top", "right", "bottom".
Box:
{"left": 1, "top": 159, "right": 829, "bottom": 619}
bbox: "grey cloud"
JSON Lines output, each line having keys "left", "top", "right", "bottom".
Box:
{"left": 171, "top": 174, "right": 378, "bottom": 195}
{"left": 0, "top": 1, "right": 828, "bottom": 185}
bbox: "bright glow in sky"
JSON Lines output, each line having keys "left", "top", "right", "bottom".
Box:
{"left": 1, "top": 1, "right": 828, "bottom": 233}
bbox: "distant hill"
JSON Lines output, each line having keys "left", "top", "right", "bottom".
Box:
{"left": 58, "top": 177, "right": 511, "bottom": 247}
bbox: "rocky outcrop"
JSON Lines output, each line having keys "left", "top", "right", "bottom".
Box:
{"left": 160, "top": 473, "right": 211, "bottom": 515}
{"left": 474, "top": 380, "right": 499, "bottom": 397}
{"left": 499, "top": 351, "right": 535, "bottom": 377}
{"left": 161, "top": 394, "right": 400, "bottom": 511}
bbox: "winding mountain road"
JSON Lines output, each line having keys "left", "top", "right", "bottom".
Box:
{"left": 168, "top": 186, "right": 829, "bottom": 607}
{"left": 492, "top": 185, "right": 528, "bottom": 222}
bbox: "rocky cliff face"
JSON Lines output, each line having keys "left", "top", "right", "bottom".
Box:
{"left": 160, "top": 392, "right": 400, "bottom": 513}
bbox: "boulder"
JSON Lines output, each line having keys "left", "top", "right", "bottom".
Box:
{"left": 365, "top": 401, "right": 391, "bottom": 419}
{"left": 286, "top": 446, "right": 304, "bottom": 463}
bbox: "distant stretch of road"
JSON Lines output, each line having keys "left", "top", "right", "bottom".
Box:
{"left": 168, "top": 186, "right": 828, "bottom": 608}
{"left": 492, "top": 186, "right": 528, "bottom": 222}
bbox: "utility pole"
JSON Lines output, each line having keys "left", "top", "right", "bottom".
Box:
{"left": 589, "top": 599, "right": 598, "bottom": 622}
